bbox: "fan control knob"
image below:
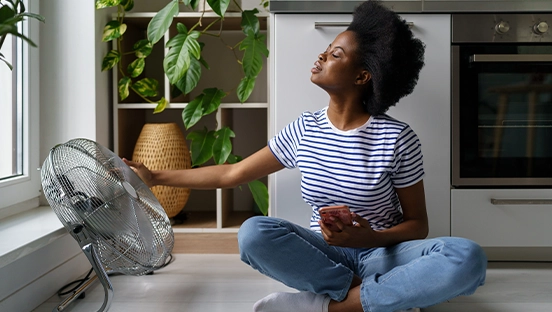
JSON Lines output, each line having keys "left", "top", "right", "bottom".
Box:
{"left": 495, "top": 21, "right": 510, "bottom": 34}
{"left": 533, "top": 22, "right": 549, "bottom": 35}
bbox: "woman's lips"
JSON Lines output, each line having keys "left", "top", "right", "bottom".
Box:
{"left": 311, "top": 61, "right": 322, "bottom": 73}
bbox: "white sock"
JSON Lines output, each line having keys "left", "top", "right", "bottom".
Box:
{"left": 253, "top": 291, "right": 331, "bottom": 312}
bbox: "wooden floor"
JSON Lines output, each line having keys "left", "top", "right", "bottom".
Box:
{"left": 33, "top": 252, "right": 552, "bottom": 312}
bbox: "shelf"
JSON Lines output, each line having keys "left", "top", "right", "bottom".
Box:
{"left": 112, "top": 12, "right": 270, "bottom": 233}
{"left": 171, "top": 211, "right": 258, "bottom": 233}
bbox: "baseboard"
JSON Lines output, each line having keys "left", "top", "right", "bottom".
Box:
{"left": 484, "top": 247, "right": 552, "bottom": 262}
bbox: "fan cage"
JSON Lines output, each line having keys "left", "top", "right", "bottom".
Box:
{"left": 41, "top": 138, "right": 174, "bottom": 275}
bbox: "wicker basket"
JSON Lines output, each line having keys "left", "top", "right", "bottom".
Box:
{"left": 132, "top": 123, "right": 191, "bottom": 218}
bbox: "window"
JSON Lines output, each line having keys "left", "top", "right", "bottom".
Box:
{"left": 0, "top": 35, "right": 23, "bottom": 181}
{"left": 0, "top": 0, "right": 41, "bottom": 211}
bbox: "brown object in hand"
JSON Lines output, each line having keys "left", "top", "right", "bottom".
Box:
{"left": 132, "top": 123, "right": 191, "bottom": 218}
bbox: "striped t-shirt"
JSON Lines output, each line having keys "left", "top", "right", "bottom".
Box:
{"left": 268, "top": 107, "right": 424, "bottom": 231}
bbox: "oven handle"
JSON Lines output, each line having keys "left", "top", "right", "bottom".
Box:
{"left": 491, "top": 198, "right": 552, "bottom": 205}
{"left": 470, "top": 54, "right": 552, "bottom": 62}
{"left": 314, "top": 22, "right": 414, "bottom": 29}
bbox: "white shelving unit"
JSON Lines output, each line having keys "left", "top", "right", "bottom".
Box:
{"left": 112, "top": 12, "right": 270, "bottom": 233}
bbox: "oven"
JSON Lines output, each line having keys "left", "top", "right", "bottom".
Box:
{"left": 452, "top": 13, "right": 552, "bottom": 187}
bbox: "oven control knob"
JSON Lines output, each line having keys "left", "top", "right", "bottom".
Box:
{"left": 495, "top": 21, "right": 510, "bottom": 34}
{"left": 533, "top": 22, "right": 549, "bottom": 34}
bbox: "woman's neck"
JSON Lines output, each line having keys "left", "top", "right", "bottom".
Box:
{"left": 327, "top": 101, "right": 371, "bottom": 131}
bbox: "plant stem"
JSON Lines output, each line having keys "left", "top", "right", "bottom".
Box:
{"left": 116, "top": 5, "right": 127, "bottom": 79}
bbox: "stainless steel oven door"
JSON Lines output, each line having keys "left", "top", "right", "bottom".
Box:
{"left": 452, "top": 45, "right": 552, "bottom": 186}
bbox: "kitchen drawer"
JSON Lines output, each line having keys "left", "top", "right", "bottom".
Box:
{"left": 451, "top": 189, "right": 552, "bottom": 247}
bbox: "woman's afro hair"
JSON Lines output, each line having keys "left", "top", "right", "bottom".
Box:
{"left": 347, "top": 0, "right": 426, "bottom": 115}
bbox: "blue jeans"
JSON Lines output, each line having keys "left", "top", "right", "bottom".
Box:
{"left": 238, "top": 216, "right": 487, "bottom": 312}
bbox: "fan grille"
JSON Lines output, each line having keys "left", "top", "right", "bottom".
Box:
{"left": 41, "top": 138, "right": 174, "bottom": 275}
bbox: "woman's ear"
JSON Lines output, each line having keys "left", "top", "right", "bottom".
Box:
{"left": 355, "top": 70, "right": 371, "bottom": 85}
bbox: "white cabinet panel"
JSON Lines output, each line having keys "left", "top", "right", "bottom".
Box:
{"left": 271, "top": 14, "right": 353, "bottom": 227}
{"left": 386, "top": 14, "right": 451, "bottom": 238}
{"left": 452, "top": 189, "right": 552, "bottom": 247}
{"left": 271, "top": 14, "right": 452, "bottom": 236}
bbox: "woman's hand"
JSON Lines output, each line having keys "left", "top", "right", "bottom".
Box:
{"left": 319, "top": 213, "right": 382, "bottom": 248}
{"left": 123, "top": 158, "right": 154, "bottom": 187}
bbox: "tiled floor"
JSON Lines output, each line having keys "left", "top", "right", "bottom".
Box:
{"left": 33, "top": 255, "right": 552, "bottom": 312}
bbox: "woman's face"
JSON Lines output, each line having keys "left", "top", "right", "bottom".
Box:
{"left": 311, "top": 30, "right": 368, "bottom": 92}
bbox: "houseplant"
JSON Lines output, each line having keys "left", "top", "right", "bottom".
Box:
{"left": 0, "top": 0, "right": 44, "bottom": 69}
{"left": 96, "top": 0, "right": 269, "bottom": 215}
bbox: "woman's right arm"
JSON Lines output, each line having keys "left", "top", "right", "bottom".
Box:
{"left": 124, "top": 146, "right": 284, "bottom": 189}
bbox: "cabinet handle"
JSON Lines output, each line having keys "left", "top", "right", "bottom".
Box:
{"left": 490, "top": 198, "right": 552, "bottom": 205}
{"left": 314, "top": 22, "right": 413, "bottom": 29}
{"left": 470, "top": 54, "right": 552, "bottom": 63}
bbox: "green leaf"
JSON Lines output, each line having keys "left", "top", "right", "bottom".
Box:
{"left": 186, "top": 127, "right": 216, "bottom": 166}
{"left": 154, "top": 97, "right": 168, "bottom": 113}
{"left": 213, "top": 127, "right": 235, "bottom": 165}
{"left": 0, "top": 5, "right": 15, "bottom": 24}
{"left": 201, "top": 88, "right": 226, "bottom": 115}
{"left": 18, "top": 12, "right": 45, "bottom": 23}
{"left": 118, "top": 76, "right": 131, "bottom": 100}
{"left": 0, "top": 52, "right": 13, "bottom": 70}
{"left": 134, "top": 39, "right": 153, "bottom": 58}
{"left": 176, "top": 22, "right": 187, "bottom": 35}
{"left": 248, "top": 180, "right": 269, "bottom": 215}
{"left": 182, "top": 94, "right": 205, "bottom": 129}
{"left": 95, "top": 0, "right": 121, "bottom": 9}
{"left": 226, "top": 154, "right": 242, "bottom": 164}
{"left": 133, "top": 78, "right": 158, "bottom": 97}
{"left": 147, "top": 0, "right": 179, "bottom": 44}
{"left": 175, "top": 55, "right": 202, "bottom": 95}
{"left": 241, "top": 9, "right": 260, "bottom": 36}
{"left": 205, "top": 0, "right": 229, "bottom": 16}
{"left": 127, "top": 58, "right": 145, "bottom": 78}
{"left": 102, "top": 20, "right": 127, "bottom": 42}
{"left": 187, "top": 0, "right": 200, "bottom": 11}
{"left": 164, "top": 29, "right": 201, "bottom": 84}
{"left": 240, "top": 33, "right": 268, "bottom": 78}
{"left": 1, "top": 27, "right": 37, "bottom": 47}
{"left": 237, "top": 76, "right": 256, "bottom": 103}
{"left": 101, "top": 50, "right": 121, "bottom": 71}
{"left": 120, "top": 0, "right": 134, "bottom": 11}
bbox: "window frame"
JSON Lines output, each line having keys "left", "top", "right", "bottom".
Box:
{"left": 0, "top": 0, "right": 41, "bottom": 212}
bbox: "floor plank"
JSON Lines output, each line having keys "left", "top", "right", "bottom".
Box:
{"left": 32, "top": 256, "right": 552, "bottom": 312}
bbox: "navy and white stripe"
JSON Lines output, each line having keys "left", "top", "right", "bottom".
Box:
{"left": 269, "top": 107, "right": 424, "bottom": 231}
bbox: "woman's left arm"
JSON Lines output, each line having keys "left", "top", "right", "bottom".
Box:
{"left": 320, "top": 180, "right": 429, "bottom": 248}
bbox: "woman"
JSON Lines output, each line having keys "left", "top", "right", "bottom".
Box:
{"left": 124, "top": 1, "right": 487, "bottom": 311}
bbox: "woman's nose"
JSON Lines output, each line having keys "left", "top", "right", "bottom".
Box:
{"left": 318, "top": 53, "right": 325, "bottom": 61}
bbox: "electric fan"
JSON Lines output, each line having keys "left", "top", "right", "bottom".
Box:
{"left": 40, "top": 138, "right": 174, "bottom": 311}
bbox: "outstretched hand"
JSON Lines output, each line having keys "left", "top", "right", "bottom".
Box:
{"left": 319, "top": 213, "right": 382, "bottom": 248}
{"left": 123, "top": 158, "right": 154, "bottom": 187}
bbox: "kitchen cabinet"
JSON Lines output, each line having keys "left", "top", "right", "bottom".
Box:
{"left": 270, "top": 13, "right": 451, "bottom": 238}
{"left": 452, "top": 189, "right": 552, "bottom": 249}
{"left": 113, "top": 13, "right": 269, "bottom": 233}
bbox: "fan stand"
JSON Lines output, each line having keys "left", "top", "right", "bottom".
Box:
{"left": 53, "top": 224, "right": 114, "bottom": 312}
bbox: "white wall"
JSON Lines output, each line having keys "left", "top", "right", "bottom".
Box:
{"left": 39, "top": 0, "right": 110, "bottom": 160}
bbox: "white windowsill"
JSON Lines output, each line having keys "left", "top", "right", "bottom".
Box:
{"left": 0, "top": 206, "right": 67, "bottom": 270}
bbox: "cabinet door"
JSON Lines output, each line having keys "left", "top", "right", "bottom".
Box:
{"left": 385, "top": 14, "right": 451, "bottom": 238}
{"left": 452, "top": 189, "right": 552, "bottom": 247}
{"left": 271, "top": 14, "right": 352, "bottom": 227}
{"left": 271, "top": 14, "right": 451, "bottom": 237}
